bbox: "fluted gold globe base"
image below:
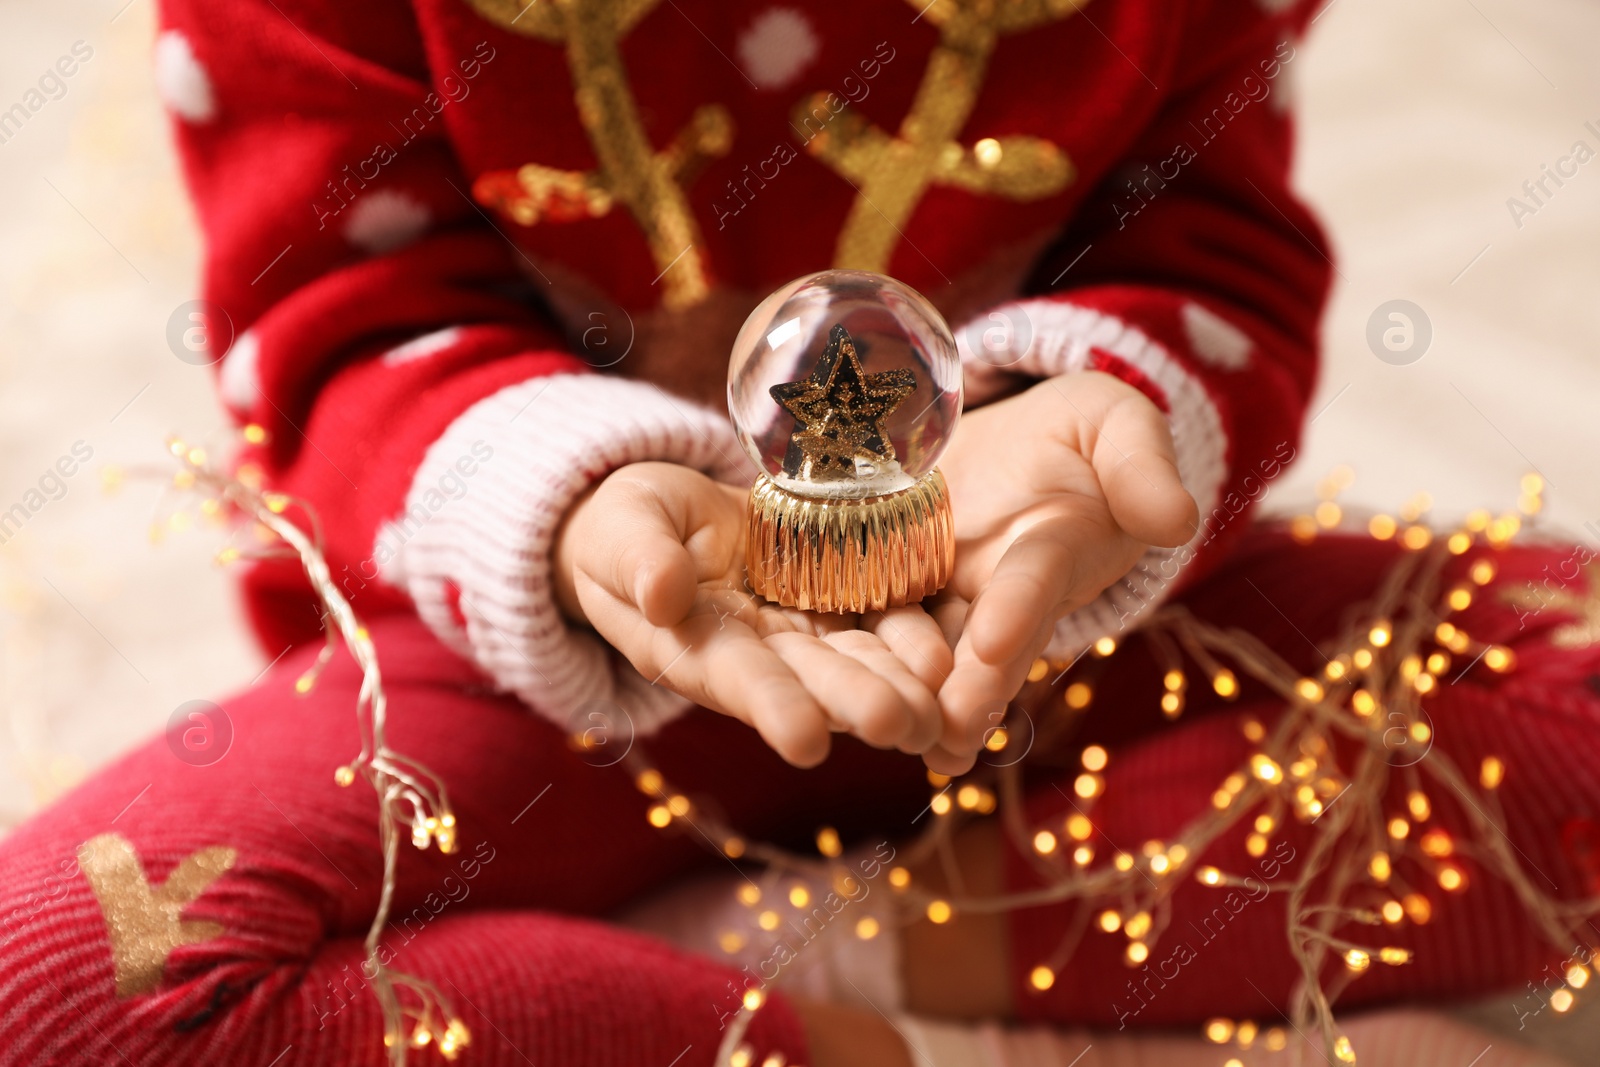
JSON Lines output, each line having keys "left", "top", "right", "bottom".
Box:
{"left": 745, "top": 469, "right": 954, "bottom": 614}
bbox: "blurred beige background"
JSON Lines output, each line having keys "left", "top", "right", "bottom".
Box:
{"left": 2, "top": 0, "right": 1598, "bottom": 1054}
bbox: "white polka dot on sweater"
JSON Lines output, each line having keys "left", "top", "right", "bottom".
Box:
{"left": 154, "top": 31, "right": 216, "bottom": 123}
{"left": 344, "top": 190, "right": 431, "bottom": 254}
{"left": 1254, "top": 0, "right": 1296, "bottom": 12}
{"left": 736, "top": 8, "right": 820, "bottom": 91}
{"left": 382, "top": 326, "right": 463, "bottom": 366}
{"left": 1181, "top": 302, "right": 1252, "bottom": 371}
{"left": 219, "top": 330, "right": 260, "bottom": 410}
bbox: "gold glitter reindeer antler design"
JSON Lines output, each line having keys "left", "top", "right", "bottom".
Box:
{"left": 796, "top": 0, "right": 1086, "bottom": 272}
{"left": 465, "top": 0, "right": 733, "bottom": 308}
{"left": 78, "top": 833, "right": 236, "bottom": 998}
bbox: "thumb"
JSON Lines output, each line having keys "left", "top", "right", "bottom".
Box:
{"left": 620, "top": 524, "right": 698, "bottom": 627}
{"left": 1093, "top": 396, "right": 1199, "bottom": 549}
{"left": 584, "top": 467, "right": 704, "bottom": 627}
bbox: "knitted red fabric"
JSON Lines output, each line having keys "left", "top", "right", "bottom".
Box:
{"left": 151, "top": 0, "right": 1331, "bottom": 700}
{"left": 2, "top": 530, "right": 1595, "bottom": 1064}
{"left": 0, "top": 616, "right": 887, "bottom": 1065}
{"left": 1008, "top": 532, "right": 1600, "bottom": 1028}
{"left": 16, "top": 0, "right": 1585, "bottom": 1057}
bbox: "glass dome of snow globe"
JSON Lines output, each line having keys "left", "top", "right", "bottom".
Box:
{"left": 728, "top": 270, "right": 960, "bottom": 614}
{"left": 727, "top": 269, "right": 962, "bottom": 501}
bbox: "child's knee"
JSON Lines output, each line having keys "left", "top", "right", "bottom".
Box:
{"left": 0, "top": 817, "right": 332, "bottom": 1045}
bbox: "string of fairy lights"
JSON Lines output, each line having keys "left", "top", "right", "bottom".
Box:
{"left": 136, "top": 431, "right": 1598, "bottom": 1067}
{"left": 140, "top": 436, "right": 472, "bottom": 1065}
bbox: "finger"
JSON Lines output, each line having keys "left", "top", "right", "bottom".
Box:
{"left": 940, "top": 510, "right": 1137, "bottom": 755}
{"left": 863, "top": 605, "right": 954, "bottom": 693}
{"left": 968, "top": 502, "right": 1149, "bottom": 669}
{"left": 765, "top": 631, "right": 924, "bottom": 751}
{"left": 596, "top": 465, "right": 744, "bottom": 626}
{"left": 638, "top": 602, "right": 834, "bottom": 767}
{"left": 938, "top": 615, "right": 1053, "bottom": 756}
{"left": 682, "top": 629, "right": 834, "bottom": 768}
{"left": 1092, "top": 396, "right": 1198, "bottom": 549}
{"left": 629, "top": 537, "right": 699, "bottom": 627}
{"left": 960, "top": 513, "right": 1090, "bottom": 665}
{"left": 819, "top": 628, "right": 943, "bottom": 753}
{"left": 576, "top": 483, "right": 699, "bottom": 628}
{"left": 922, "top": 743, "right": 977, "bottom": 777}
{"left": 928, "top": 595, "right": 970, "bottom": 650}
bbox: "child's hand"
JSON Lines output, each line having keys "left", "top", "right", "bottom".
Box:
{"left": 554, "top": 462, "right": 954, "bottom": 768}
{"left": 930, "top": 372, "right": 1199, "bottom": 771}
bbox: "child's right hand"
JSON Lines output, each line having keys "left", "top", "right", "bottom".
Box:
{"left": 554, "top": 462, "right": 955, "bottom": 768}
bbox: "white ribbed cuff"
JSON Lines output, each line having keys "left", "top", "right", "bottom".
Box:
{"left": 954, "top": 299, "right": 1230, "bottom": 655}
{"left": 379, "top": 373, "right": 755, "bottom": 736}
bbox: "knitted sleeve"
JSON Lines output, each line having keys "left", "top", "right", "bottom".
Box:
{"left": 952, "top": 0, "right": 1332, "bottom": 655}
{"left": 156, "top": 0, "right": 748, "bottom": 736}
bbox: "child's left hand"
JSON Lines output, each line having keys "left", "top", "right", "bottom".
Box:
{"left": 928, "top": 371, "right": 1200, "bottom": 773}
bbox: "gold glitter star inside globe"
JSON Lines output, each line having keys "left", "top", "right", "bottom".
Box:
{"left": 770, "top": 323, "right": 917, "bottom": 483}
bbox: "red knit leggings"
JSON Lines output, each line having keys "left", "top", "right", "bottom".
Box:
{"left": 1, "top": 531, "right": 1596, "bottom": 1065}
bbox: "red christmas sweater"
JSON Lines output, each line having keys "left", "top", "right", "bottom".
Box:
{"left": 155, "top": 0, "right": 1330, "bottom": 734}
